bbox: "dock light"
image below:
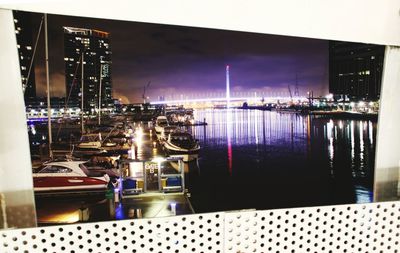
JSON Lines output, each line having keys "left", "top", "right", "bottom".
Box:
{"left": 152, "top": 157, "right": 165, "bottom": 163}
{"left": 153, "top": 141, "right": 157, "bottom": 148}
{"left": 170, "top": 202, "right": 177, "bottom": 215}
{"left": 369, "top": 102, "right": 374, "bottom": 106}
{"left": 30, "top": 125, "right": 36, "bottom": 135}
{"left": 358, "top": 101, "right": 365, "bottom": 107}
{"left": 135, "top": 127, "right": 144, "bottom": 146}
{"left": 130, "top": 145, "right": 137, "bottom": 159}
{"left": 325, "top": 94, "right": 333, "bottom": 100}
{"left": 114, "top": 188, "right": 120, "bottom": 203}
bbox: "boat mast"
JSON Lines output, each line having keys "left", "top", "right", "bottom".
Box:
{"left": 25, "top": 16, "right": 43, "bottom": 95}
{"left": 44, "top": 13, "right": 53, "bottom": 159}
{"left": 81, "top": 51, "right": 85, "bottom": 133}
{"left": 98, "top": 58, "right": 102, "bottom": 125}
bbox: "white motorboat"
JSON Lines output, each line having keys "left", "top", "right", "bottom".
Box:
{"left": 33, "top": 161, "right": 110, "bottom": 192}
{"left": 163, "top": 131, "right": 200, "bottom": 161}
{"left": 159, "top": 125, "right": 179, "bottom": 142}
{"left": 77, "top": 133, "right": 102, "bottom": 149}
{"left": 154, "top": 116, "right": 168, "bottom": 134}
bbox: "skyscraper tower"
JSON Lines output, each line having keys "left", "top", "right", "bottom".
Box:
{"left": 63, "top": 27, "right": 113, "bottom": 112}
{"left": 226, "top": 65, "right": 231, "bottom": 108}
{"left": 329, "top": 41, "right": 384, "bottom": 101}
{"left": 13, "top": 10, "right": 37, "bottom": 100}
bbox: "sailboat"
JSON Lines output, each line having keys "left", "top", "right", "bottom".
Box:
{"left": 32, "top": 14, "right": 110, "bottom": 192}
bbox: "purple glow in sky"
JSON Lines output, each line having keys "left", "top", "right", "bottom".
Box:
{"left": 28, "top": 12, "right": 329, "bottom": 103}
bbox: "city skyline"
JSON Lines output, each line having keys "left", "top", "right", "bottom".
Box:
{"left": 26, "top": 12, "right": 329, "bottom": 104}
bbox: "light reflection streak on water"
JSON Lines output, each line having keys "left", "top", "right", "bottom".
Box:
{"left": 350, "top": 121, "right": 355, "bottom": 169}
{"left": 30, "top": 124, "right": 36, "bottom": 135}
{"left": 327, "top": 120, "right": 334, "bottom": 172}
{"left": 247, "top": 110, "right": 251, "bottom": 144}
{"left": 191, "top": 109, "right": 375, "bottom": 204}
{"left": 193, "top": 109, "right": 308, "bottom": 148}
{"left": 227, "top": 109, "right": 233, "bottom": 174}
{"left": 369, "top": 121, "right": 373, "bottom": 145}
{"left": 255, "top": 110, "right": 259, "bottom": 145}
{"left": 360, "top": 122, "right": 364, "bottom": 170}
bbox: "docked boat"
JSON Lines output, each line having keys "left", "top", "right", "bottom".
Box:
{"left": 163, "top": 131, "right": 200, "bottom": 161}
{"left": 159, "top": 125, "right": 179, "bottom": 142}
{"left": 154, "top": 116, "right": 168, "bottom": 134}
{"left": 33, "top": 161, "right": 110, "bottom": 192}
{"left": 77, "top": 133, "right": 102, "bottom": 149}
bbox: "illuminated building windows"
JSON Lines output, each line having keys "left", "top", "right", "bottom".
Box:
{"left": 329, "top": 41, "right": 384, "bottom": 100}
{"left": 64, "top": 26, "right": 113, "bottom": 111}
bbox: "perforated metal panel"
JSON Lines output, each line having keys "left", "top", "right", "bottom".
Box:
{"left": 225, "top": 201, "right": 400, "bottom": 253}
{"left": 0, "top": 212, "right": 224, "bottom": 253}
{"left": 1, "top": 202, "right": 399, "bottom": 252}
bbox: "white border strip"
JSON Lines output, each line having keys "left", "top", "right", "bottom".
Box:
{"left": 0, "top": 0, "right": 399, "bottom": 46}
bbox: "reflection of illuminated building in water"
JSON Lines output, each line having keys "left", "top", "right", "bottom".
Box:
{"left": 193, "top": 110, "right": 308, "bottom": 148}
{"left": 192, "top": 109, "right": 375, "bottom": 203}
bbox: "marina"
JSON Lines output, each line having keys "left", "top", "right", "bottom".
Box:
{"left": 10, "top": 11, "right": 380, "bottom": 227}
{"left": 28, "top": 107, "right": 376, "bottom": 225}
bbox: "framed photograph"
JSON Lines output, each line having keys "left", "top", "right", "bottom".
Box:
{"left": 0, "top": 7, "right": 394, "bottom": 229}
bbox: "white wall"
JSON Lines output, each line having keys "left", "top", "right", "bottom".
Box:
{"left": 0, "top": 9, "right": 34, "bottom": 196}
{"left": 374, "top": 46, "right": 400, "bottom": 201}
{"left": 0, "top": 8, "right": 37, "bottom": 228}
{"left": 0, "top": 0, "right": 399, "bottom": 46}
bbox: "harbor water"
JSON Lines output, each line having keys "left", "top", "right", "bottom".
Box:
{"left": 187, "top": 109, "right": 375, "bottom": 212}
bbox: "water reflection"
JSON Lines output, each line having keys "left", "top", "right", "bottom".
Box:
{"left": 226, "top": 109, "right": 233, "bottom": 174}
{"left": 189, "top": 109, "right": 376, "bottom": 211}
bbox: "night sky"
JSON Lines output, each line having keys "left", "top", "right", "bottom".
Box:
{"left": 28, "top": 12, "right": 329, "bottom": 104}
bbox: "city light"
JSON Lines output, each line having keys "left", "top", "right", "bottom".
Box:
{"left": 135, "top": 127, "right": 144, "bottom": 146}
{"left": 152, "top": 157, "right": 165, "bottom": 164}
{"left": 150, "top": 96, "right": 307, "bottom": 105}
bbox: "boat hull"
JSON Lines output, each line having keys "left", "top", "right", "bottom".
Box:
{"left": 163, "top": 142, "right": 200, "bottom": 161}
{"left": 154, "top": 125, "right": 164, "bottom": 134}
{"left": 33, "top": 176, "right": 108, "bottom": 192}
{"left": 77, "top": 142, "right": 102, "bottom": 149}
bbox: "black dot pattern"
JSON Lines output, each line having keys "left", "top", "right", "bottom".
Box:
{"left": 225, "top": 202, "right": 400, "bottom": 253}
{"left": 0, "top": 202, "right": 399, "bottom": 252}
{"left": 0, "top": 213, "right": 223, "bottom": 252}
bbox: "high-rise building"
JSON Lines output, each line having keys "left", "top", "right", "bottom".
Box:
{"left": 13, "top": 10, "right": 37, "bottom": 100}
{"left": 63, "top": 27, "right": 113, "bottom": 112}
{"left": 329, "top": 41, "right": 384, "bottom": 101}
